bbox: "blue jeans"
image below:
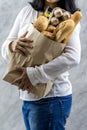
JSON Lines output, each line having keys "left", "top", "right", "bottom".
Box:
{"left": 22, "top": 95, "right": 72, "bottom": 130}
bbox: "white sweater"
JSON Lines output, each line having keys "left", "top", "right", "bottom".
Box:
{"left": 1, "top": 5, "right": 81, "bottom": 101}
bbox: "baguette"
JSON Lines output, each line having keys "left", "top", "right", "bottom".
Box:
{"left": 63, "top": 11, "right": 82, "bottom": 43}
{"left": 56, "top": 19, "right": 75, "bottom": 43}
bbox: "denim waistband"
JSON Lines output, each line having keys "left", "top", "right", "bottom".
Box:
{"left": 23, "top": 94, "right": 72, "bottom": 104}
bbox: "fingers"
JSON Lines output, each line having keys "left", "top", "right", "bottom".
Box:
{"left": 17, "top": 80, "right": 31, "bottom": 91}
{"left": 14, "top": 49, "right": 26, "bottom": 56}
{"left": 18, "top": 41, "right": 33, "bottom": 48}
{"left": 17, "top": 82, "right": 33, "bottom": 93}
{"left": 15, "top": 66, "right": 25, "bottom": 71}
{"left": 11, "top": 66, "right": 33, "bottom": 92}
{"left": 12, "top": 36, "right": 33, "bottom": 55}
{"left": 14, "top": 39, "right": 33, "bottom": 56}
{"left": 27, "top": 87, "right": 32, "bottom": 93}
{"left": 18, "top": 81, "right": 25, "bottom": 90}
{"left": 15, "top": 45, "right": 29, "bottom": 56}
{"left": 11, "top": 76, "right": 22, "bottom": 84}
{"left": 20, "top": 31, "right": 28, "bottom": 38}
{"left": 19, "top": 37, "right": 33, "bottom": 43}
{"left": 22, "top": 85, "right": 32, "bottom": 92}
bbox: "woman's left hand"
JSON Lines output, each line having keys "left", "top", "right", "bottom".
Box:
{"left": 12, "top": 66, "right": 33, "bottom": 92}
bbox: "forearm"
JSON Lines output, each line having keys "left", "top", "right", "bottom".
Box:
{"left": 26, "top": 23, "right": 81, "bottom": 86}
{"left": 27, "top": 50, "right": 81, "bottom": 86}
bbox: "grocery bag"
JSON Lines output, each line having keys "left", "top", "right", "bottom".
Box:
{"left": 3, "top": 23, "right": 66, "bottom": 98}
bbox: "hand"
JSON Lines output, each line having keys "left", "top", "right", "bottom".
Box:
{"left": 12, "top": 66, "right": 33, "bottom": 92}
{"left": 9, "top": 31, "right": 33, "bottom": 56}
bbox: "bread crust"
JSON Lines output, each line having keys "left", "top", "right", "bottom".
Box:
{"left": 33, "top": 16, "right": 50, "bottom": 32}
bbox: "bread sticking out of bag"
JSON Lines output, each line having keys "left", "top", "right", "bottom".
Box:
{"left": 33, "top": 9, "right": 82, "bottom": 44}
{"left": 56, "top": 19, "right": 75, "bottom": 43}
{"left": 41, "top": 25, "right": 57, "bottom": 40}
{"left": 49, "top": 7, "right": 71, "bottom": 26}
{"left": 42, "top": 31, "right": 55, "bottom": 40}
{"left": 53, "top": 7, "right": 63, "bottom": 18}
{"left": 47, "top": 25, "right": 56, "bottom": 33}
{"left": 33, "top": 16, "right": 50, "bottom": 32}
{"left": 49, "top": 7, "right": 63, "bottom": 26}
{"left": 49, "top": 7, "right": 63, "bottom": 19}
{"left": 63, "top": 11, "right": 82, "bottom": 43}
{"left": 71, "top": 11, "right": 82, "bottom": 26}
{"left": 50, "top": 17, "right": 60, "bottom": 26}
{"left": 62, "top": 11, "right": 71, "bottom": 20}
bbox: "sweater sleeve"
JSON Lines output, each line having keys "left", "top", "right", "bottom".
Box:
{"left": 1, "top": 6, "right": 28, "bottom": 60}
{"left": 26, "top": 23, "right": 81, "bottom": 86}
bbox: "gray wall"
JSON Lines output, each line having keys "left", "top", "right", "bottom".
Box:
{"left": 0, "top": 0, "right": 87, "bottom": 130}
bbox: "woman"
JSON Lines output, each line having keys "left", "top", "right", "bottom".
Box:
{"left": 1, "top": 0, "right": 81, "bottom": 130}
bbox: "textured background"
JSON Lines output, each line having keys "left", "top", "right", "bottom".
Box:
{"left": 0, "top": 0, "right": 87, "bottom": 130}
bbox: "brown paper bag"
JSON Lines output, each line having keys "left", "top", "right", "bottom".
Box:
{"left": 3, "top": 23, "right": 66, "bottom": 98}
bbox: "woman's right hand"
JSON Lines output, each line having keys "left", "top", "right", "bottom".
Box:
{"left": 9, "top": 31, "right": 33, "bottom": 56}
